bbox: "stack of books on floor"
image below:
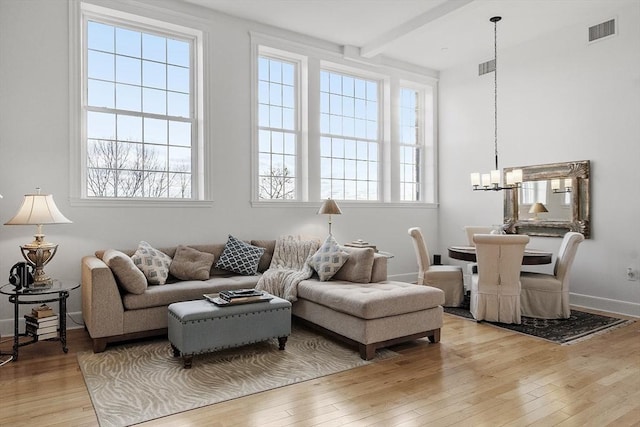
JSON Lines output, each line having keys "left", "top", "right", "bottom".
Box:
{"left": 25, "top": 305, "right": 59, "bottom": 341}
{"left": 204, "top": 289, "right": 272, "bottom": 306}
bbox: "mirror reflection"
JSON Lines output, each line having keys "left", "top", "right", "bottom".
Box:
{"left": 503, "top": 160, "right": 590, "bottom": 238}
{"left": 518, "top": 180, "right": 572, "bottom": 221}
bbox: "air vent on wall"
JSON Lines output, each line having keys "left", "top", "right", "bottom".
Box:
{"left": 478, "top": 59, "right": 495, "bottom": 76}
{"left": 589, "top": 18, "right": 616, "bottom": 43}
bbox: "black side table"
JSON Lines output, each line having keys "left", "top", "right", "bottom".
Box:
{"left": 0, "top": 280, "right": 80, "bottom": 361}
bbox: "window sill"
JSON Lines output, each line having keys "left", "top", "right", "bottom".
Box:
{"left": 70, "top": 197, "right": 215, "bottom": 208}
{"left": 250, "top": 200, "right": 438, "bottom": 209}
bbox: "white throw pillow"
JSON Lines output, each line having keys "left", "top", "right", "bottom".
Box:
{"left": 308, "top": 235, "right": 350, "bottom": 281}
{"left": 131, "top": 241, "right": 172, "bottom": 285}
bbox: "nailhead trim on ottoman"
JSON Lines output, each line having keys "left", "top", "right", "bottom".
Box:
{"left": 168, "top": 296, "right": 291, "bottom": 368}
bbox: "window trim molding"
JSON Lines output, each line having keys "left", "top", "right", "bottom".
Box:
{"left": 251, "top": 42, "right": 308, "bottom": 202}
{"left": 250, "top": 34, "right": 438, "bottom": 206}
{"left": 69, "top": 0, "right": 211, "bottom": 206}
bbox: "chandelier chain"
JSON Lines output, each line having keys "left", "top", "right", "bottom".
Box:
{"left": 493, "top": 16, "right": 499, "bottom": 171}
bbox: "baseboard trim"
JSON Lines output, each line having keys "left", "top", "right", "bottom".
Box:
{"left": 570, "top": 293, "right": 639, "bottom": 318}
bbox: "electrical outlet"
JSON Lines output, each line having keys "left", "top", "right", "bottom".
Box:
{"left": 627, "top": 267, "right": 638, "bottom": 281}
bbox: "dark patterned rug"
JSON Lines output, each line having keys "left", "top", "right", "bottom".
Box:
{"left": 444, "top": 303, "right": 633, "bottom": 344}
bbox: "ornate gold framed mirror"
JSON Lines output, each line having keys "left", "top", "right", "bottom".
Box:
{"left": 503, "top": 160, "right": 590, "bottom": 238}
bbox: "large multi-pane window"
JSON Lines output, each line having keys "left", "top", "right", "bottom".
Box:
{"left": 320, "top": 70, "right": 379, "bottom": 200}
{"left": 252, "top": 39, "right": 436, "bottom": 205}
{"left": 399, "top": 87, "right": 422, "bottom": 201}
{"left": 83, "top": 12, "right": 198, "bottom": 199}
{"left": 257, "top": 56, "right": 297, "bottom": 200}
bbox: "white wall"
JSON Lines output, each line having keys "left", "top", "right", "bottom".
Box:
{"left": 1, "top": 0, "right": 638, "bottom": 338}
{"left": 439, "top": 2, "right": 640, "bottom": 316}
{"left": 0, "top": 0, "right": 439, "bottom": 335}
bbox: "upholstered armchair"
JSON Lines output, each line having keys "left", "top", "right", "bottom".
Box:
{"left": 408, "top": 227, "right": 464, "bottom": 307}
{"left": 520, "top": 232, "right": 585, "bottom": 319}
{"left": 471, "top": 234, "right": 530, "bottom": 324}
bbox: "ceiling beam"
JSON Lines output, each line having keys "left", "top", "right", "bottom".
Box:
{"left": 360, "top": 0, "right": 475, "bottom": 58}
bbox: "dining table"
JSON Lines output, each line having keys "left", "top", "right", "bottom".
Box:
{"left": 447, "top": 245, "right": 553, "bottom": 265}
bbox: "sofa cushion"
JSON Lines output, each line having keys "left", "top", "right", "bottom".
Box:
{"left": 297, "top": 280, "right": 445, "bottom": 320}
{"left": 215, "top": 235, "right": 265, "bottom": 276}
{"left": 169, "top": 245, "right": 215, "bottom": 281}
{"left": 308, "top": 235, "right": 349, "bottom": 281}
{"left": 122, "top": 275, "right": 262, "bottom": 310}
{"left": 131, "top": 241, "right": 172, "bottom": 285}
{"left": 332, "top": 247, "right": 375, "bottom": 283}
{"left": 251, "top": 240, "right": 276, "bottom": 273}
{"left": 102, "top": 249, "right": 148, "bottom": 294}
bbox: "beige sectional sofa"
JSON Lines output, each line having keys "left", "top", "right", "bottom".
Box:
{"left": 82, "top": 239, "right": 444, "bottom": 359}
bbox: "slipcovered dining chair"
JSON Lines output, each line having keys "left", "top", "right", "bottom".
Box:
{"left": 462, "top": 226, "right": 493, "bottom": 288}
{"left": 408, "top": 227, "right": 464, "bottom": 307}
{"left": 464, "top": 226, "right": 493, "bottom": 246}
{"left": 471, "top": 234, "right": 530, "bottom": 324}
{"left": 520, "top": 232, "right": 585, "bottom": 319}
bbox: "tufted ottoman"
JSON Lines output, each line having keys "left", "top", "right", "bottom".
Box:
{"left": 293, "top": 280, "right": 445, "bottom": 359}
{"left": 168, "top": 297, "right": 291, "bottom": 368}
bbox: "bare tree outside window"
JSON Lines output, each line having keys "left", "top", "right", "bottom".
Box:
{"left": 87, "top": 139, "right": 190, "bottom": 198}
{"left": 259, "top": 167, "right": 295, "bottom": 200}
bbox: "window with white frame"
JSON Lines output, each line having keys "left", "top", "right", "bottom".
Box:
{"left": 81, "top": 5, "right": 202, "bottom": 200}
{"left": 320, "top": 70, "right": 379, "bottom": 200}
{"left": 257, "top": 56, "right": 298, "bottom": 200}
{"left": 399, "top": 87, "right": 423, "bottom": 201}
{"left": 252, "top": 38, "right": 436, "bottom": 205}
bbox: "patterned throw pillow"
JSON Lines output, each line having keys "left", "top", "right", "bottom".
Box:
{"left": 308, "top": 235, "right": 350, "bottom": 281}
{"left": 131, "top": 241, "right": 172, "bottom": 285}
{"left": 215, "top": 235, "right": 265, "bottom": 276}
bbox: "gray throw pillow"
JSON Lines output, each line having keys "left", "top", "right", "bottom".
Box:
{"left": 215, "top": 235, "right": 265, "bottom": 276}
{"left": 131, "top": 241, "right": 172, "bottom": 285}
{"left": 103, "top": 249, "right": 147, "bottom": 294}
{"left": 169, "top": 245, "right": 215, "bottom": 281}
{"left": 308, "top": 235, "right": 350, "bottom": 281}
{"left": 332, "top": 247, "right": 375, "bottom": 283}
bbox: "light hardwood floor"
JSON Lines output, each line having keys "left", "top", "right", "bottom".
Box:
{"left": 1, "top": 310, "right": 638, "bottom": 426}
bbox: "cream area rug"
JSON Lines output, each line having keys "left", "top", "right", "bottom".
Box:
{"left": 78, "top": 325, "right": 396, "bottom": 427}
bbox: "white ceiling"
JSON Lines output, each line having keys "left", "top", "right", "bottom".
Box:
{"left": 181, "top": 0, "right": 630, "bottom": 71}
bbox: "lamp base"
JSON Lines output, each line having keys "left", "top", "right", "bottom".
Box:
{"left": 19, "top": 241, "right": 58, "bottom": 289}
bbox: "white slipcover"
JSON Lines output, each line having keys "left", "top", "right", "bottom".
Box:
{"left": 462, "top": 226, "right": 493, "bottom": 288}
{"left": 471, "top": 234, "right": 530, "bottom": 324}
{"left": 408, "top": 227, "right": 464, "bottom": 307}
{"left": 520, "top": 232, "right": 585, "bottom": 319}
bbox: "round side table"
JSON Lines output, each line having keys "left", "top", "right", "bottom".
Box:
{"left": 0, "top": 280, "right": 80, "bottom": 361}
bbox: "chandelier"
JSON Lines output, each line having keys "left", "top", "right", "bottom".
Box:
{"left": 470, "top": 16, "right": 522, "bottom": 191}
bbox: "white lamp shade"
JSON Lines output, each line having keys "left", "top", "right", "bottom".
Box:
{"left": 5, "top": 193, "right": 72, "bottom": 225}
{"left": 490, "top": 169, "right": 500, "bottom": 185}
{"left": 512, "top": 169, "right": 523, "bottom": 184}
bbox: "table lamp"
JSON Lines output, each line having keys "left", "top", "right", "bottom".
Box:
{"left": 528, "top": 202, "right": 548, "bottom": 220}
{"left": 4, "top": 188, "right": 72, "bottom": 287}
{"left": 318, "top": 198, "right": 342, "bottom": 235}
